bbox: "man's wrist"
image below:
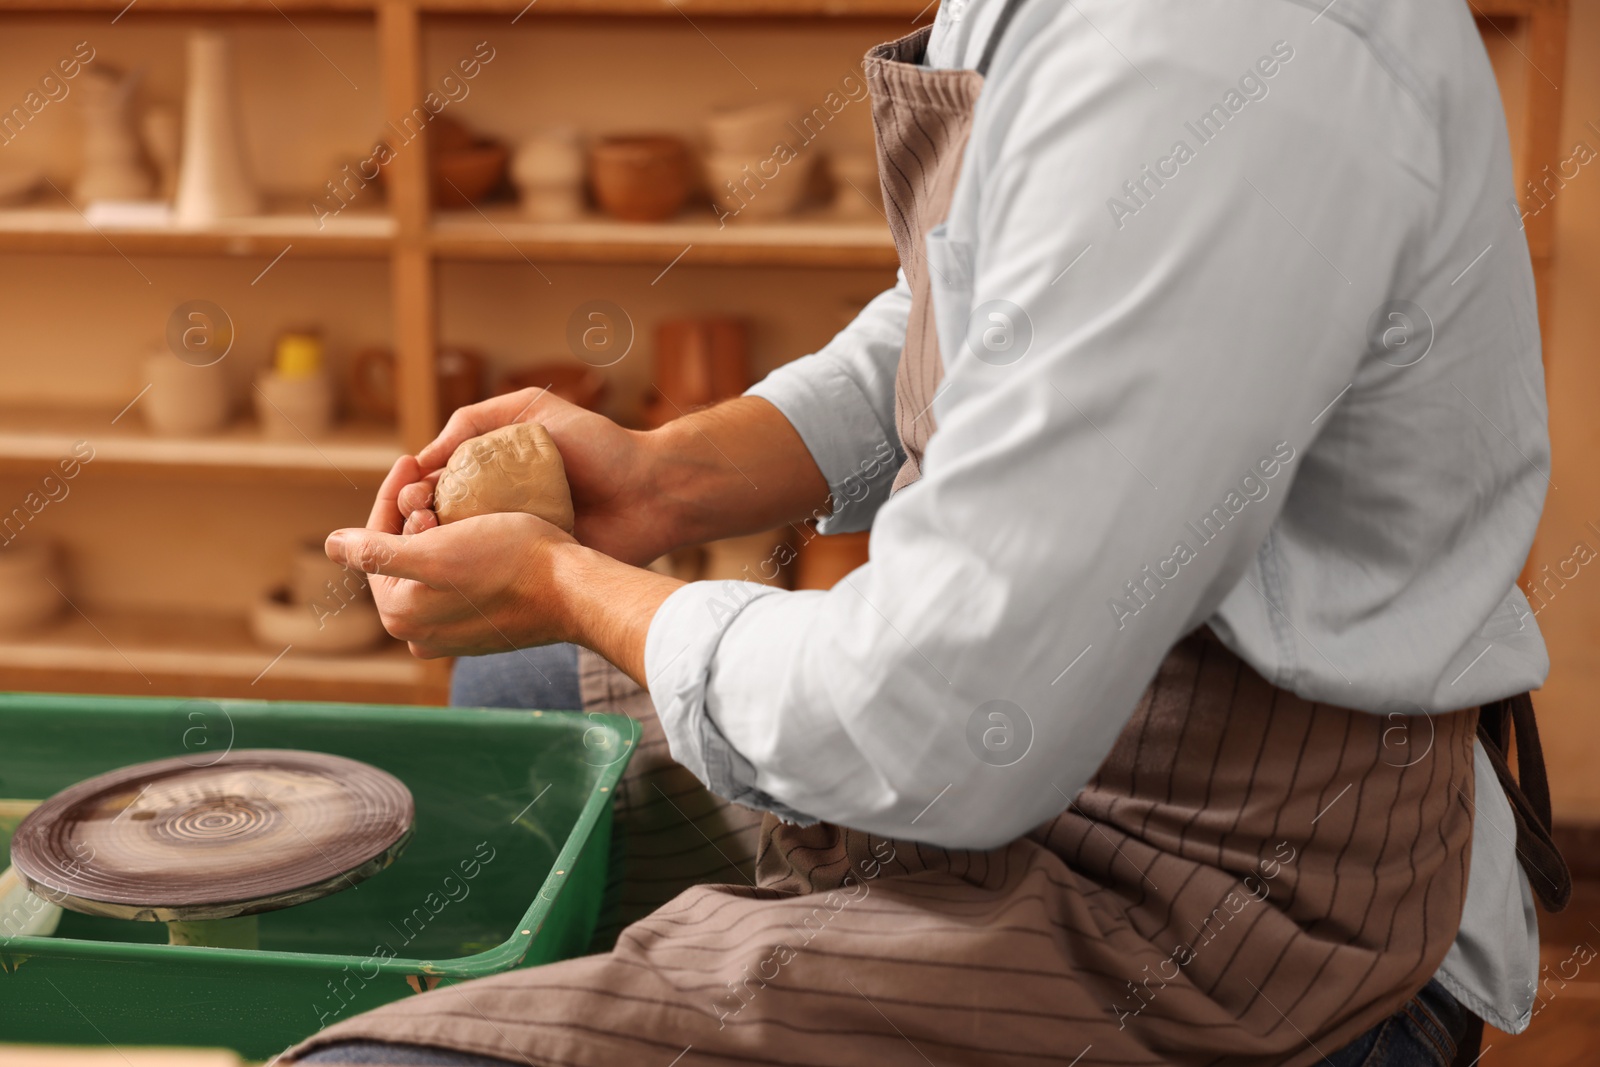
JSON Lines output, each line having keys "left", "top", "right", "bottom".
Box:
{"left": 547, "top": 540, "right": 683, "bottom": 687}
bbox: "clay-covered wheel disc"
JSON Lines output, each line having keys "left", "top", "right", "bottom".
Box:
{"left": 10, "top": 749, "right": 414, "bottom": 923}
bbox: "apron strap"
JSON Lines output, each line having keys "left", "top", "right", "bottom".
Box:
{"left": 1477, "top": 692, "right": 1572, "bottom": 912}
{"left": 975, "top": 0, "right": 1035, "bottom": 76}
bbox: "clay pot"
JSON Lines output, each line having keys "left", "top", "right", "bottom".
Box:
{"left": 644, "top": 318, "right": 748, "bottom": 426}
{"left": 250, "top": 586, "right": 386, "bottom": 655}
{"left": 141, "top": 352, "right": 232, "bottom": 436}
{"left": 0, "top": 541, "right": 65, "bottom": 634}
{"left": 347, "top": 346, "right": 398, "bottom": 422}
{"left": 589, "top": 136, "right": 692, "bottom": 222}
{"left": 347, "top": 347, "right": 489, "bottom": 424}
{"left": 255, "top": 370, "right": 335, "bottom": 440}
{"left": 498, "top": 363, "right": 608, "bottom": 411}
{"left": 434, "top": 143, "right": 509, "bottom": 209}
{"left": 830, "top": 153, "right": 882, "bottom": 218}
{"left": 793, "top": 529, "right": 870, "bottom": 590}
{"left": 512, "top": 131, "right": 585, "bottom": 222}
{"left": 437, "top": 346, "right": 485, "bottom": 421}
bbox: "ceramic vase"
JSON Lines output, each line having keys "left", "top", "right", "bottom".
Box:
{"left": 141, "top": 352, "right": 231, "bottom": 436}
{"left": 512, "top": 130, "right": 585, "bottom": 222}
{"left": 75, "top": 67, "right": 154, "bottom": 203}
{"left": 0, "top": 541, "right": 65, "bottom": 635}
{"left": 175, "top": 30, "right": 261, "bottom": 225}
{"left": 643, "top": 318, "right": 748, "bottom": 427}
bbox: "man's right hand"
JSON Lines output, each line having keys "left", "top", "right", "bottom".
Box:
{"left": 399, "top": 387, "right": 669, "bottom": 567}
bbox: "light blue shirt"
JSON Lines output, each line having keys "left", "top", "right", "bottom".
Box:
{"left": 645, "top": 0, "right": 1545, "bottom": 1033}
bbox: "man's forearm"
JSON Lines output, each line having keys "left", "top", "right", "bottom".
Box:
{"left": 649, "top": 397, "right": 832, "bottom": 553}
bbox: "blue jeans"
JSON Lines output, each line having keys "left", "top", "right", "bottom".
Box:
{"left": 448, "top": 644, "right": 584, "bottom": 710}
{"left": 302, "top": 651, "right": 1480, "bottom": 1067}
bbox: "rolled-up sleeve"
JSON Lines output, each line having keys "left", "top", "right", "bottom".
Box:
{"left": 745, "top": 275, "right": 910, "bottom": 534}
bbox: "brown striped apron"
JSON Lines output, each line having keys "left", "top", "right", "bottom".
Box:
{"left": 281, "top": 15, "right": 1512, "bottom": 1067}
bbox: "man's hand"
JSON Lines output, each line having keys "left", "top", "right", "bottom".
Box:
{"left": 398, "top": 388, "right": 672, "bottom": 566}
{"left": 327, "top": 455, "right": 684, "bottom": 682}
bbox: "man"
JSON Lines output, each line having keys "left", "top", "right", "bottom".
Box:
{"left": 292, "top": 0, "right": 1561, "bottom": 1063}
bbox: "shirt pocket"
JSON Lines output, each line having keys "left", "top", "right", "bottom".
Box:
{"left": 924, "top": 223, "right": 976, "bottom": 366}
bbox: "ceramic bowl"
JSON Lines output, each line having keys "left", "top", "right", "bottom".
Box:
{"left": 255, "top": 370, "right": 335, "bottom": 440}
{"left": 589, "top": 136, "right": 692, "bottom": 222}
{"left": 433, "top": 143, "right": 509, "bottom": 209}
{"left": 250, "top": 586, "right": 386, "bottom": 655}
{"left": 0, "top": 541, "right": 65, "bottom": 634}
{"left": 705, "top": 152, "right": 809, "bottom": 220}
{"left": 142, "top": 353, "right": 232, "bottom": 436}
{"left": 704, "top": 102, "right": 800, "bottom": 157}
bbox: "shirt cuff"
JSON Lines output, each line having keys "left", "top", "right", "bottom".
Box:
{"left": 644, "top": 579, "right": 819, "bottom": 823}
{"left": 746, "top": 363, "right": 902, "bottom": 535}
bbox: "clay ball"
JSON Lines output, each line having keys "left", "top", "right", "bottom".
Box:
{"left": 433, "top": 423, "right": 575, "bottom": 532}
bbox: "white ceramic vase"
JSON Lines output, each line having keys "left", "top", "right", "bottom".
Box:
{"left": 512, "top": 130, "right": 585, "bottom": 221}
{"left": 0, "top": 541, "right": 65, "bottom": 635}
{"left": 174, "top": 30, "right": 261, "bottom": 225}
{"left": 142, "top": 352, "right": 231, "bottom": 436}
{"left": 76, "top": 68, "right": 154, "bottom": 203}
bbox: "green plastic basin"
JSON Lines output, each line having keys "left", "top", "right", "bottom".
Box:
{"left": 0, "top": 691, "right": 638, "bottom": 1061}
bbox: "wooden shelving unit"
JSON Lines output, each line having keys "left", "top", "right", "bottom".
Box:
{"left": 0, "top": 0, "right": 910, "bottom": 705}
{"left": 0, "top": 0, "right": 1565, "bottom": 706}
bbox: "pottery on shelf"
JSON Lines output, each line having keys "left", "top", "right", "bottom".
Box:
{"left": 141, "top": 351, "right": 231, "bottom": 436}
{"left": 0, "top": 165, "right": 44, "bottom": 206}
{"left": 437, "top": 346, "right": 485, "bottom": 421}
{"left": 75, "top": 66, "right": 154, "bottom": 203}
{"left": 291, "top": 540, "right": 372, "bottom": 609}
{"left": 140, "top": 104, "right": 182, "bottom": 202}
{"left": 704, "top": 101, "right": 799, "bottom": 157}
{"left": 512, "top": 130, "right": 585, "bottom": 222}
{"left": 643, "top": 317, "right": 749, "bottom": 428}
{"left": 706, "top": 151, "right": 810, "bottom": 221}
{"left": 255, "top": 371, "right": 334, "bottom": 439}
{"left": 498, "top": 363, "right": 608, "bottom": 412}
{"left": 347, "top": 346, "right": 398, "bottom": 422}
{"left": 174, "top": 30, "right": 262, "bottom": 224}
{"left": 829, "top": 153, "right": 882, "bottom": 218}
{"left": 0, "top": 541, "right": 65, "bottom": 635}
{"left": 589, "top": 135, "right": 692, "bottom": 222}
{"left": 250, "top": 586, "right": 386, "bottom": 655}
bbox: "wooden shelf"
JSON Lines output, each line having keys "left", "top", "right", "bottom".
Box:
{"left": 432, "top": 208, "right": 897, "bottom": 268}
{"left": 0, "top": 208, "right": 394, "bottom": 259}
{"left": 0, "top": 607, "right": 439, "bottom": 705}
{"left": 0, "top": 404, "right": 402, "bottom": 484}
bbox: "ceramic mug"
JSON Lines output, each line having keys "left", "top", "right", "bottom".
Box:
{"left": 142, "top": 352, "right": 232, "bottom": 436}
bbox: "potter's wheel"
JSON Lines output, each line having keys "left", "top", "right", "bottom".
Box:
{"left": 9, "top": 750, "right": 413, "bottom": 924}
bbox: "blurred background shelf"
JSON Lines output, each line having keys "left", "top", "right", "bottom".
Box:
{"left": 431, "top": 209, "right": 896, "bottom": 268}
{"left": 0, "top": 404, "right": 401, "bottom": 483}
{"left": 0, "top": 207, "right": 394, "bottom": 259}
{"left": 0, "top": 607, "right": 433, "bottom": 704}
